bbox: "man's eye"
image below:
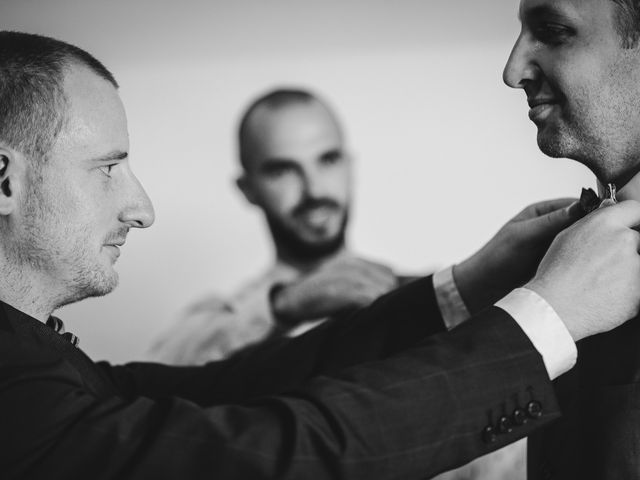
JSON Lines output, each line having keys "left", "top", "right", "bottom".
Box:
{"left": 99, "top": 164, "right": 116, "bottom": 177}
{"left": 534, "top": 23, "right": 573, "bottom": 44}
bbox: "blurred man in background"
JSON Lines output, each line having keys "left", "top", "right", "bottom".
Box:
{"left": 150, "top": 89, "right": 405, "bottom": 364}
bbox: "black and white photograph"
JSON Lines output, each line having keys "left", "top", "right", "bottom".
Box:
{"left": 2, "top": 0, "right": 639, "bottom": 478}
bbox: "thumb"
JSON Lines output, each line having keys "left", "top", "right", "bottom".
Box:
{"left": 527, "top": 200, "right": 584, "bottom": 240}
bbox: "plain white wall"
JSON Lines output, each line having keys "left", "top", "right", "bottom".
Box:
{"left": 3, "top": 0, "right": 594, "bottom": 363}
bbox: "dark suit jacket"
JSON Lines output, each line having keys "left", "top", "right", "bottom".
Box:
{"left": 0, "top": 276, "right": 559, "bottom": 479}
{"left": 528, "top": 316, "right": 640, "bottom": 479}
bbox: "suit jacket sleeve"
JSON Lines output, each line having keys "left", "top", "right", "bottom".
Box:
{"left": 3, "top": 275, "right": 561, "bottom": 479}
{"left": 102, "top": 275, "right": 448, "bottom": 404}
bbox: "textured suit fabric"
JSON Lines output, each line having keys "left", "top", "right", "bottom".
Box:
{"left": 0, "top": 276, "right": 559, "bottom": 479}
{"left": 528, "top": 316, "right": 640, "bottom": 479}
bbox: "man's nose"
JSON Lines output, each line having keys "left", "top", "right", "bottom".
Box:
{"left": 120, "top": 174, "right": 155, "bottom": 229}
{"left": 300, "top": 168, "right": 326, "bottom": 199}
{"left": 503, "top": 33, "right": 538, "bottom": 89}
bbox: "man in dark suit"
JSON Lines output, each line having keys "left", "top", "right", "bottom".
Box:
{"left": 3, "top": 30, "right": 640, "bottom": 479}
{"left": 503, "top": 0, "right": 640, "bottom": 478}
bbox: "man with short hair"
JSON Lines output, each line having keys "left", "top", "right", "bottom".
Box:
{"left": 150, "top": 88, "right": 404, "bottom": 364}
{"left": 2, "top": 30, "right": 640, "bottom": 479}
{"left": 503, "top": 0, "right": 640, "bottom": 477}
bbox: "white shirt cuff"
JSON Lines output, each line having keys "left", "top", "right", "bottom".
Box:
{"left": 495, "top": 288, "right": 577, "bottom": 380}
{"left": 433, "top": 266, "right": 471, "bottom": 330}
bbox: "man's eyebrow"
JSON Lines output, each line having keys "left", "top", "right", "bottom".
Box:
{"left": 520, "top": 4, "right": 571, "bottom": 23}
{"left": 90, "top": 151, "right": 128, "bottom": 163}
{"left": 320, "top": 148, "right": 343, "bottom": 160}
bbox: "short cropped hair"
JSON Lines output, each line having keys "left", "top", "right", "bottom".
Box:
{"left": 612, "top": 0, "right": 640, "bottom": 48}
{"left": 237, "top": 88, "right": 321, "bottom": 170}
{"left": 0, "top": 31, "right": 118, "bottom": 162}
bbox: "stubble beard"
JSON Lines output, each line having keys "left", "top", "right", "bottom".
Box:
{"left": 267, "top": 209, "right": 349, "bottom": 263}
{"left": 15, "top": 194, "right": 119, "bottom": 309}
{"left": 537, "top": 122, "right": 630, "bottom": 185}
{"left": 55, "top": 269, "right": 119, "bottom": 309}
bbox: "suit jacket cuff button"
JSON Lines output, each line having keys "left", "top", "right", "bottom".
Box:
{"left": 526, "top": 400, "right": 543, "bottom": 419}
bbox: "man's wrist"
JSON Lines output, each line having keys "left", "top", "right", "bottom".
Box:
{"left": 452, "top": 256, "right": 485, "bottom": 315}
{"left": 524, "top": 279, "right": 581, "bottom": 342}
{"left": 433, "top": 266, "right": 471, "bottom": 329}
{"left": 495, "top": 288, "right": 577, "bottom": 380}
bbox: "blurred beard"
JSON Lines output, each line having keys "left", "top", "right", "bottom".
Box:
{"left": 267, "top": 209, "right": 348, "bottom": 263}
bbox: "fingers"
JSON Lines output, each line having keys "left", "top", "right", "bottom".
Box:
{"left": 310, "top": 257, "right": 398, "bottom": 302}
{"left": 329, "top": 257, "right": 397, "bottom": 285}
{"left": 591, "top": 200, "right": 640, "bottom": 228}
{"left": 529, "top": 200, "right": 640, "bottom": 340}
{"left": 525, "top": 200, "right": 583, "bottom": 240}
{"left": 514, "top": 197, "right": 577, "bottom": 220}
{"left": 323, "top": 258, "right": 399, "bottom": 303}
{"left": 355, "top": 259, "right": 398, "bottom": 290}
{"left": 531, "top": 197, "right": 579, "bottom": 217}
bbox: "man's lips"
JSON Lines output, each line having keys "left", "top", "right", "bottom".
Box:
{"left": 295, "top": 206, "right": 339, "bottom": 230}
{"left": 105, "top": 240, "right": 125, "bottom": 247}
{"left": 527, "top": 97, "right": 558, "bottom": 121}
{"left": 104, "top": 240, "right": 126, "bottom": 259}
{"left": 527, "top": 97, "right": 557, "bottom": 108}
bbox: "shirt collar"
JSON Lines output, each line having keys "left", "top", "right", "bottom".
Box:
{"left": 599, "top": 170, "right": 640, "bottom": 202}
{"left": 0, "top": 300, "right": 79, "bottom": 347}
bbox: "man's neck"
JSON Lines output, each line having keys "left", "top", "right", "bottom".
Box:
{"left": 0, "top": 265, "right": 57, "bottom": 322}
{"left": 599, "top": 170, "right": 640, "bottom": 202}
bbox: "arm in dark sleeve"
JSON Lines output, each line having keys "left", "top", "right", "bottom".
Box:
{"left": 4, "top": 306, "right": 560, "bottom": 480}
{"left": 104, "top": 275, "right": 448, "bottom": 404}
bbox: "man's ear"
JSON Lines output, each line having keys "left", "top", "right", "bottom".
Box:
{"left": 0, "top": 148, "right": 18, "bottom": 216}
{"left": 236, "top": 173, "right": 259, "bottom": 206}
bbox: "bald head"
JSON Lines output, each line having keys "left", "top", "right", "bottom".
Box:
{"left": 235, "top": 88, "right": 351, "bottom": 262}
{"left": 238, "top": 89, "right": 343, "bottom": 172}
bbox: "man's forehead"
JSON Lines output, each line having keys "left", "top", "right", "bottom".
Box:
{"left": 53, "top": 64, "right": 129, "bottom": 161}
{"left": 518, "top": 0, "right": 608, "bottom": 22}
{"left": 252, "top": 102, "right": 334, "bottom": 132}
{"left": 250, "top": 104, "right": 341, "bottom": 152}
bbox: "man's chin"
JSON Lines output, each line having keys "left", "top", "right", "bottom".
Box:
{"left": 268, "top": 210, "right": 349, "bottom": 261}
{"left": 537, "top": 129, "right": 569, "bottom": 159}
{"left": 281, "top": 230, "right": 346, "bottom": 261}
{"left": 93, "top": 276, "right": 119, "bottom": 297}
{"left": 297, "top": 224, "right": 341, "bottom": 244}
{"left": 296, "top": 233, "right": 344, "bottom": 255}
{"left": 93, "top": 269, "right": 119, "bottom": 296}
{"left": 64, "top": 270, "right": 119, "bottom": 305}
{"left": 57, "top": 283, "right": 117, "bottom": 312}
